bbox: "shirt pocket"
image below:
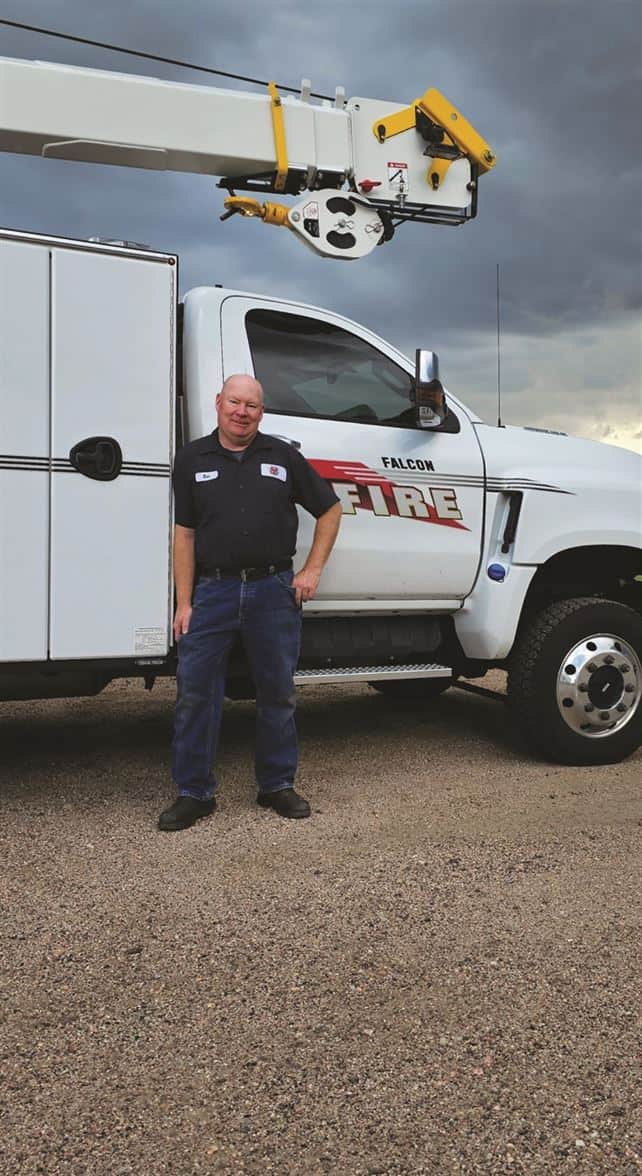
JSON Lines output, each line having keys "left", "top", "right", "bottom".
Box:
{"left": 193, "top": 470, "right": 223, "bottom": 518}
{"left": 258, "top": 470, "right": 291, "bottom": 514}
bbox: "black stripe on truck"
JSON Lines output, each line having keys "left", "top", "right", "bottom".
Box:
{"left": 0, "top": 455, "right": 170, "bottom": 477}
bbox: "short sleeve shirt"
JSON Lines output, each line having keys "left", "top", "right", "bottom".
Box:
{"left": 173, "top": 429, "right": 339, "bottom": 572}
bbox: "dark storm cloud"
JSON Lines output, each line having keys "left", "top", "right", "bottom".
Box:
{"left": 1, "top": 0, "right": 640, "bottom": 444}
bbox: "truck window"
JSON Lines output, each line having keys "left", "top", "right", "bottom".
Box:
{"left": 246, "top": 308, "right": 416, "bottom": 426}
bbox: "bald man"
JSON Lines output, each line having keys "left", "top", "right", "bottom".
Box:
{"left": 159, "top": 375, "right": 342, "bottom": 831}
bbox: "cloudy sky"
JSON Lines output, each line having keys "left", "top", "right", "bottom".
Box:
{"left": 1, "top": 0, "right": 640, "bottom": 452}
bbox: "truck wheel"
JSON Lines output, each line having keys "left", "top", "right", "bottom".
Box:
{"left": 369, "top": 677, "right": 453, "bottom": 701}
{"left": 507, "top": 598, "right": 642, "bottom": 764}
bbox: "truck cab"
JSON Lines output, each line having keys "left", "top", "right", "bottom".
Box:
{"left": 184, "top": 286, "right": 486, "bottom": 609}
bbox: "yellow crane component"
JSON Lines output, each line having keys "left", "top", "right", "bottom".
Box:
{"left": 267, "top": 80, "right": 289, "bottom": 193}
{"left": 222, "top": 196, "right": 291, "bottom": 226}
{"left": 372, "top": 87, "right": 496, "bottom": 191}
{"left": 420, "top": 90, "right": 496, "bottom": 172}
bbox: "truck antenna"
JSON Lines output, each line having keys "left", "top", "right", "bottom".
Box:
{"left": 496, "top": 262, "right": 502, "bottom": 428}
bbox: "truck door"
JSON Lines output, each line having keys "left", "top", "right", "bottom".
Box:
{"left": 221, "top": 297, "right": 485, "bottom": 605}
{"left": 0, "top": 234, "right": 175, "bottom": 664}
{"left": 49, "top": 248, "right": 175, "bottom": 659}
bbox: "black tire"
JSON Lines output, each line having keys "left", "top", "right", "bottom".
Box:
{"left": 507, "top": 597, "right": 642, "bottom": 765}
{"left": 369, "top": 677, "right": 454, "bottom": 701}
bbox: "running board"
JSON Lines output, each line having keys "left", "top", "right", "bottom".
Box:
{"left": 294, "top": 663, "right": 451, "bottom": 686}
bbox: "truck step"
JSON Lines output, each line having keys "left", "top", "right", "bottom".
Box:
{"left": 293, "top": 663, "right": 451, "bottom": 686}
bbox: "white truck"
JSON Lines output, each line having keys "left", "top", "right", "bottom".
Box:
{"left": 1, "top": 56, "right": 640, "bottom": 766}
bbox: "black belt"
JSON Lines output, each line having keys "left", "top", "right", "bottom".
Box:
{"left": 202, "top": 560, "right": 292, "bottom": 582}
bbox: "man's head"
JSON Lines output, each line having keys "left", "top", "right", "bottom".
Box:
{"left": 216, "top": 375, "right": 264, "bottom": 450}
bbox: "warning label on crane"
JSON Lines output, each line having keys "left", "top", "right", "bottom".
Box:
{"left": 387, "top": 162, "right": 408, "bottom": 194}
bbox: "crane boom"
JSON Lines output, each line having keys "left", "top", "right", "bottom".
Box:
{"left": 0, "top": 55, "right": 496, "bottom": 260}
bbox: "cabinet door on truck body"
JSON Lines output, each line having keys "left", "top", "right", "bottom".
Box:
{"left": 0, "top": 234, "right": 176, "bottom": 664}
{"left": 221, "top": 297, "right": 485, "bottom": 606}
{"left": 50, "top": 249, "right": 176, "bottom": 659}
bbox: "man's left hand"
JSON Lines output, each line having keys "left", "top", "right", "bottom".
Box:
{"left": 292, "top": 567, "right": 321, "bottom": 606}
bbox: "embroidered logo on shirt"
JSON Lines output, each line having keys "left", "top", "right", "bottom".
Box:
{"left": 261, "top": 463, "right": 287, "bottom": 482}
{"left": 195, "top": 470, "right": 219, "bottom": 482}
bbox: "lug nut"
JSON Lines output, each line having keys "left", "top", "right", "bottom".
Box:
{"left": 604, "top": 654, "right": 615, "bottom": 665}
{"left": 579, "top": 683, "right": 589, "bottom": 693}
{"left": 587, "top": 663, "right": 597, "bottom": 673}
{"left": 599, "top": 711, "right": 610, "bottom": 720}
{"left": 584, "top": 704, "right": 594, "bottom": 712}
{"left": 625, "top": 683, "right": 635, "bottom": 693}
{"left": 616, "top": 703, "right": 627, "bottom": 712}
{"left": 619, "top": 664, "right": 630, "bottom": 673}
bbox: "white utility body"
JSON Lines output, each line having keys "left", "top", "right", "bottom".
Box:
{"left": 0, "top": 56, "right": 640, "bottom": 766}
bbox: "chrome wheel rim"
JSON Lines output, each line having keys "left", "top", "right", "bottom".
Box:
{"left": 556, "top": 632, "right": 642, "bottom": 739}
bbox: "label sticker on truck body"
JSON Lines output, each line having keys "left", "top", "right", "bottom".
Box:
{"left": 134, "top": 626, "right": 167, "bottom": 655}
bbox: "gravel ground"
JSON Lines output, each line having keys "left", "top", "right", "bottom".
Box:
{"left": 1, "top": 674, "right": 640, "bottom": 1176}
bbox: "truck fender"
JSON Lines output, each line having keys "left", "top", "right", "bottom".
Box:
{"left": 454, "top": 564, "right": 537, "bottom": 661}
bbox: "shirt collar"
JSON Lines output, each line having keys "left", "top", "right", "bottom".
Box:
{"left": 203, "top": 428, "right": 273, "bottom": 457}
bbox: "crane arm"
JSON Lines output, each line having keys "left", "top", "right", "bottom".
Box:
{"left": 0, "top": 56, "right": 496, "bottom": 260}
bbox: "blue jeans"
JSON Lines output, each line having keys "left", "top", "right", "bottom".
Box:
{"left": 172, "top": 571, "right": 302, "bottom": 800}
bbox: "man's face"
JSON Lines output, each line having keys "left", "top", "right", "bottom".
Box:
{"left": 216, "top": 381, "right": 264, "bottom": 447}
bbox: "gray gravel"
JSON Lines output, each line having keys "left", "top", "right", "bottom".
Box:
{"left": 1, "top": 675, "right": 640, "bottom": 1175}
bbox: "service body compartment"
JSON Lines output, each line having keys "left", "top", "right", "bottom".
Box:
{"left": 0, "top": 231, "right": 176, "bottom": 664}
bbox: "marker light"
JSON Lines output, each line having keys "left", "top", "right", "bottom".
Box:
{"left": 487, "top": 563, "right": 506, "bottom": 582}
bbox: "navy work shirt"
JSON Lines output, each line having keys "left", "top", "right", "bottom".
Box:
{"left": 173, "top": 429, "right": 339, "bottom": 573}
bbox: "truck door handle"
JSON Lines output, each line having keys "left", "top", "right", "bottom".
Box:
{"left": 69, "top": 436, "right": 123, "bottom": 481}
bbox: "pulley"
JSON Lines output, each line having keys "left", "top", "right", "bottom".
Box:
{"left": 287, "top": 191, "right": 386, "bottom": 260}
{"left": 222, "top": 190, "right": 387, "bottom": 260}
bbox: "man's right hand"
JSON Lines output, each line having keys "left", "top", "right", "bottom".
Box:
{"left": 174, "top": 604, "right": 193, "bottom": 641}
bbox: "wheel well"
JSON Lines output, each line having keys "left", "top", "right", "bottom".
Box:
{"left": 521, "top": 545, "right": 642, "bottom": 622}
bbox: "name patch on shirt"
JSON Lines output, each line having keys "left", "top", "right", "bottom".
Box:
{"left": 195, "top": 470, "right": 219, "bottom": 482}
{"left": 261, "top": 463, "right": 287, "bottom": 482}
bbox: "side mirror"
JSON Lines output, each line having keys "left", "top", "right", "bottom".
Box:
{"left": 414, "top": 349, "right": 447, "bottom": 429}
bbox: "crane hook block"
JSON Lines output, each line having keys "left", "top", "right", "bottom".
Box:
{"left": 221, "top": 191, "right": 385, "bottom": 260}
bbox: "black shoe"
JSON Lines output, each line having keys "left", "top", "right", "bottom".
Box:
{"left": 256, "top": 788, "right": 311, "bottom": 819}
{"left": 158, "top": 795, "right": 216, "bottom": 832}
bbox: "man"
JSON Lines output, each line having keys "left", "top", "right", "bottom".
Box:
{"left": 158, "top": 374, "right": 341, "bottom": 831}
